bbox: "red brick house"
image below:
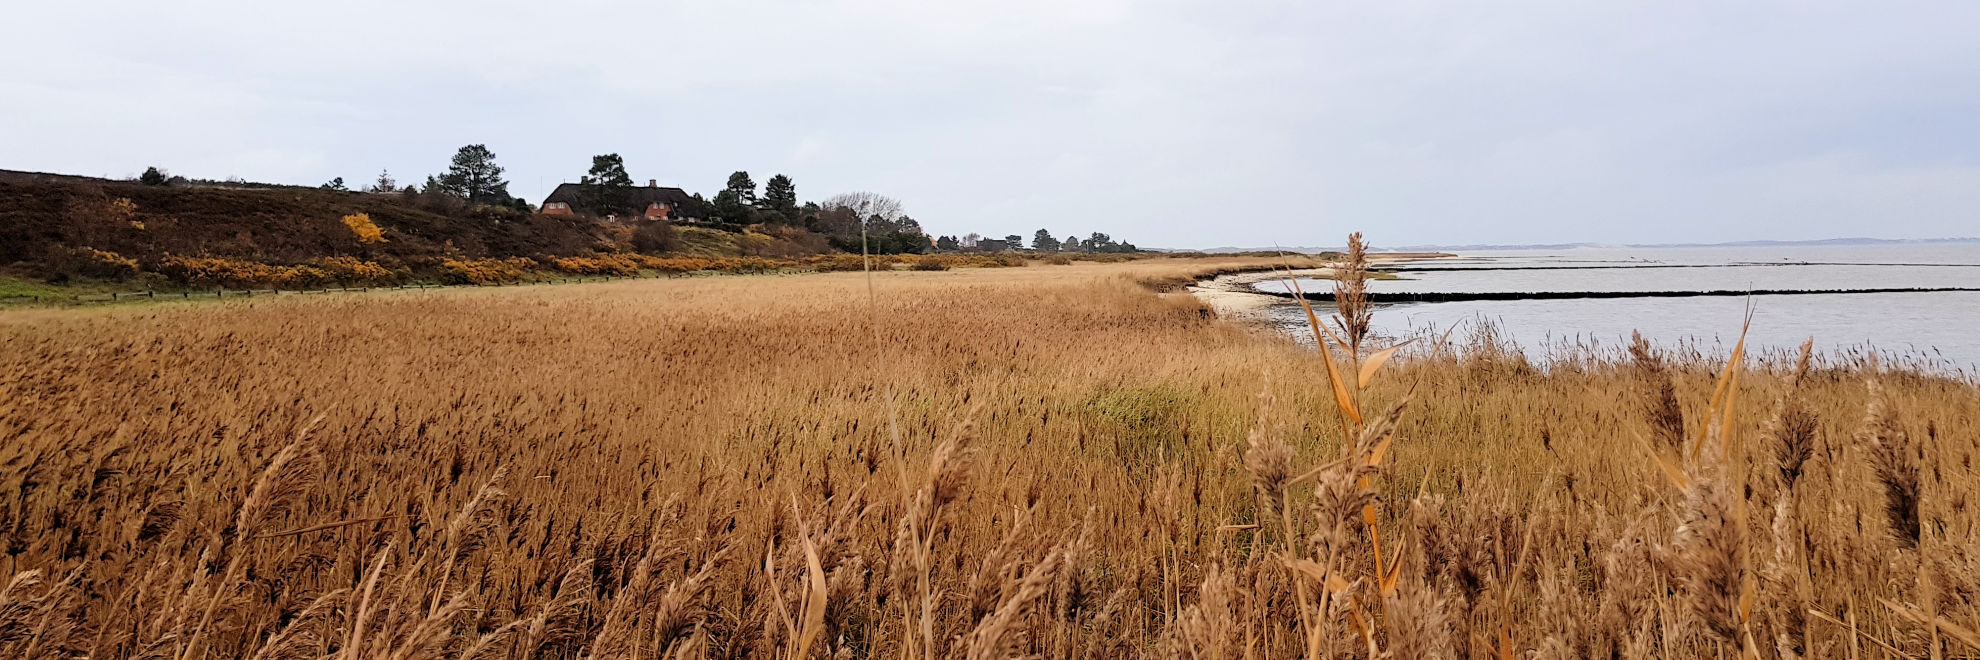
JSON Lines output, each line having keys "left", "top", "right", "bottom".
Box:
{"left": 540, "top": 180, "right": 697, "bottom": 221}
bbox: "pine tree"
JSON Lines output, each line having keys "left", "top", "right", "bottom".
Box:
{"left": 432, "top": 144, "right": 511, "bottom": 205}
{"left": 580, "top": 154, "right": 634, "bottom": 215}
{"left": 722, "top": 171, "right": 758, "bottom": 206}
{"left": 712, "top": 190, "right": 747, "bottom": 224}
{"left": 1032, "top": 229, "right": 1059, "bottom": 252}
{"left": 762, "top": 174, "right": 797, "bottom": 218}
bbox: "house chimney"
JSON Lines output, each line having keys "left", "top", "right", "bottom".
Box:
{"left": 649, "top": 179, "right": 657, "bottom": 188}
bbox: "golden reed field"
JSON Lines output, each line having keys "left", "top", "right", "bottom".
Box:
{"left": 3, "top": 242, "right": 1978, "bottom": 659}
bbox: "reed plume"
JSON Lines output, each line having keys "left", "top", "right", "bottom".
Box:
{"left": 1672, "top": 472, "right": 1746, "bottom": 644}
{"left": 1861, "top": 384, "right": 1923, "bottom": 549}
{"left": 1333, "top": 232, "right": 1372, "bottom": 355}
{"left": 1629, "top": 331, "right": 1687, "bottom": 453}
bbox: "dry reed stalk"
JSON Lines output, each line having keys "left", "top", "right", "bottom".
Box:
{"left": 339, "top": 543, "right": 394, "bottom": 660}
{"left": 0, "top": 568, "right": 83, "bottom": 659}
{"left": 1861, "top": 384, "right": 1923, "bottom": 550}
{"left": 1280, "top": 235, "right": 1424, "bottom": 647}
{"left": 1332, "top": 233, "right": 1372, "bottom": 357}
{"left": 1237, "top": 374, "right": 1314, "bottom": 651}
{"left": 965, "top": 506, "right": 1036, "bottom": 624}
{"left": 588, "top": 496, "right": 690, "bottom": 653}
{"left": 1649, "top": 316, "right": 1767, "bottom": 658}
{"left": 245, "top": 588, "right": 347, "bottom": 660}
{"left": 889, "top": 410, "right": 979, "bottom": 660}
{"left": 1242, "top": 376, "right": 1293, "bottom": 521}
{"left": 1673, "top": 473, "right": 1747, "bottom": 645}
{"left": 513, "top": 559, "right": 593, "bottom": 657}
{"left": 1593, "top": 513, "right": 1660, "bottom": 658}
{"left": 763, "top": 500, "right": 830, "bottom": 660}
{"left": 179, "top": 419, "right": 324, "bottom": 660}
{"left": 959, "top": 542, "right": 1065, "bottom": 660}
{"left": 1755, "top": 339, "right": 1818, "bottom": 659}
{"left": 1384, "top": 562, "right": 1457, "bottom": 660}
{"left": 1047, "top": 511, "right": 1105, "bottom": 657}
{"left": 1171, "top": 563, "right": 1243, "bottom": 660}
{"left": 427, "top": 467, "right": 506, "bottom": 618}
{"left": 1534, "top": 551, "right": 1587, "bottom": 660}
{"left": 1629, "top": 331, "right": 1688, "bottom": 455}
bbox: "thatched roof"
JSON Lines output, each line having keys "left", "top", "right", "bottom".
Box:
{"left": 542, "top": 182, "right": 694, "bottom": 208}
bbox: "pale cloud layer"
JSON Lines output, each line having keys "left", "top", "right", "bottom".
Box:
{"left": 4, "top": 1, "right": 1977, "bottom": 248}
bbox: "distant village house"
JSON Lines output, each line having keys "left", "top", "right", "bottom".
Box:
{"left": 540, "top": 180, "right": 696, "bottom": 221}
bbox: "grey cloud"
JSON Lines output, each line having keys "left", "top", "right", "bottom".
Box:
{"left": 3, "top": 1, "right": 1975, "bottom": 248}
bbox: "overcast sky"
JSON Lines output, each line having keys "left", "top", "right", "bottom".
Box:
{"left": 4, "top": 2, "right": 1977, "bottom": 248}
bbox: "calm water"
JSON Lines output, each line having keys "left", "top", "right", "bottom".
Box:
{"left": 1253, "top": 244, "right": 1980, "bottom": 374}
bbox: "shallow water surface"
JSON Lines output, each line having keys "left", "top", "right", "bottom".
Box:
{"left": 1253, "top": 245, "right": 1980, "bottom": 374}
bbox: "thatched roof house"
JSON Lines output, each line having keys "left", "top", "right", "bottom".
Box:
{"left": 541, "top": 180, "right": 696, "bottom": 221}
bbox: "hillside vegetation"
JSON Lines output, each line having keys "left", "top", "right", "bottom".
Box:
{"left": 0, "top": 179, "right": 835, "bottom": 288}
{"left": 1, "top": 254, "right": 1975, "bottom": 658}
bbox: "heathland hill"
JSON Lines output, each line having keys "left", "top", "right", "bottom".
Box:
{"left": 0, "top": 172, "right": 833, "bottom": 288}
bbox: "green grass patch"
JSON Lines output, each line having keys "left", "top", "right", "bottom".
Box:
{"left": 0, "top": 275, "right": 146, "bottom": 303}
{"left": 0, "top": 276, "right": 70, "bottom": 300}
{"left": 1086, "top": 384, "right": 1197, "bottom": 471}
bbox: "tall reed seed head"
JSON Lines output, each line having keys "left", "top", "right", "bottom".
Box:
{"left": 1674, "top": 474, "right": 1746, "bottom": 644}
{"left": 1629, "top": 331, "right": 1687, "bottom": 454}
{"left": 1861, "top": 391, "right": 1922, "bottom": 549}
{"left": 1334, "top": 232, "right": 1372, "bottom": 353}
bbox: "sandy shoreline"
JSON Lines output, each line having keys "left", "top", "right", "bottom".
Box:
{"left": 1186, "top": 268, "right": 1331, "bottom": 325}
{"left": 1188, "top": 254, "right": 1450, "bottom": 326}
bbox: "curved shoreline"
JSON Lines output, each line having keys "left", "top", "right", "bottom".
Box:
{"left": 1186, "top": 268, "right": 1331, "bottom": 326}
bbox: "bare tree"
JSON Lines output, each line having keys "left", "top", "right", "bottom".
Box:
{"left": 810, "top": 207, "right": 862, "bottom": 237}
{"left": 821, "top": 192, "right": 906, "bottom": 224}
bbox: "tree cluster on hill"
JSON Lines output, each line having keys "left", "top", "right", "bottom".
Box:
{"left": 811, "top": 192, "right": 928, "bottom": 254}
{"left": 123, "top": 145, "right": 949, "bottom": 258}
{"left": 926, "top": 228, "right": 1139, "bottom": 253}
{"left": 603, "top": 166, "right": 930, "bottom": 255}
